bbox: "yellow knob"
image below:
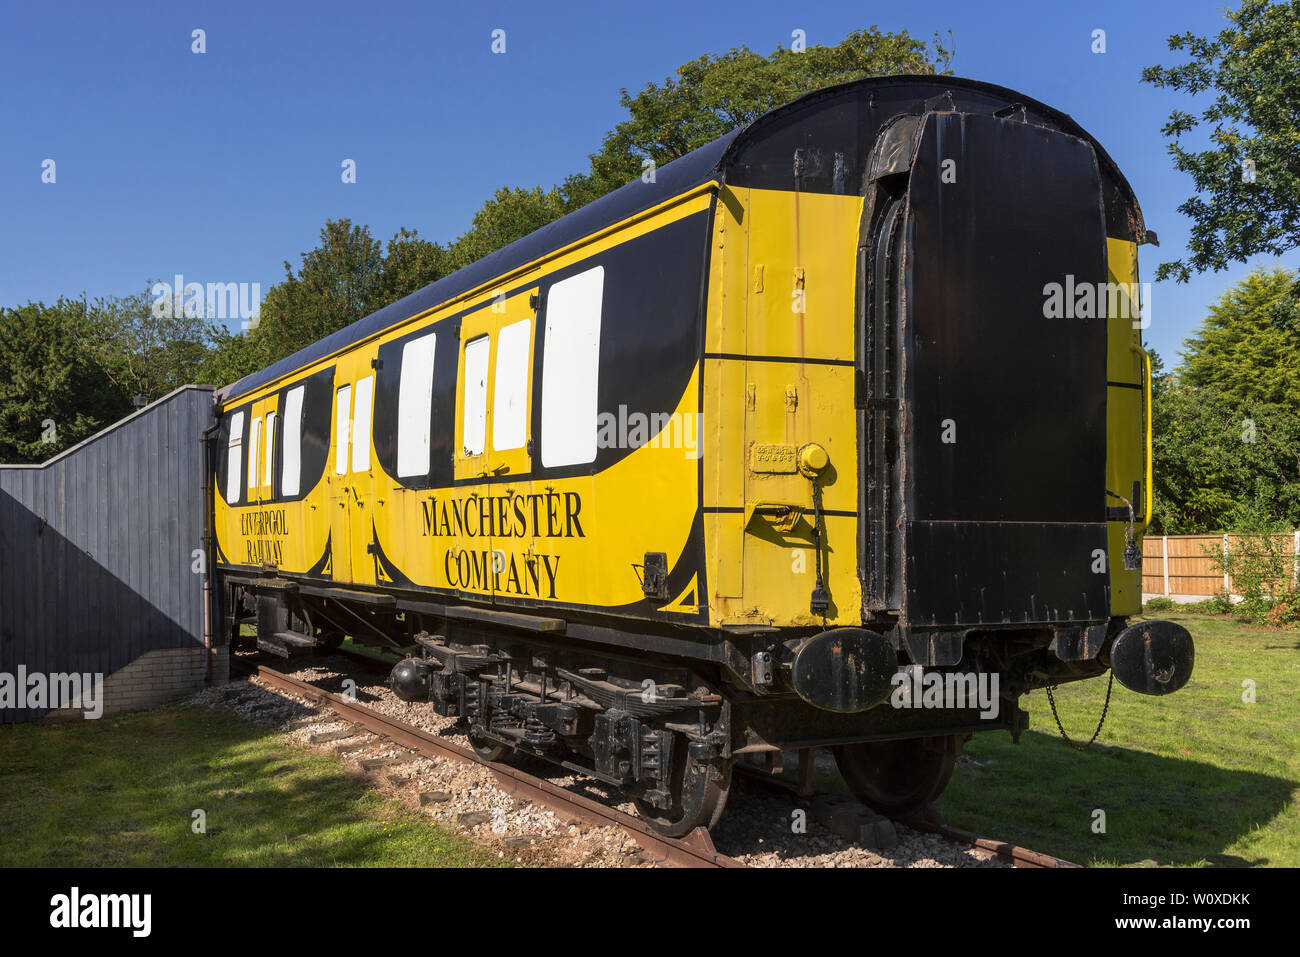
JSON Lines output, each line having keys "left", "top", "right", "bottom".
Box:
{"left": 799, "top": 443, "right": 829, "bottom": 474}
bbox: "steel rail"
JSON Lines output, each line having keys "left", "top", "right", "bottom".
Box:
{"left": 731, "top": 763, "right": 1079, "bottom": 869}
{"left": 248, "top": 663, "right": 744, "bottom": 869}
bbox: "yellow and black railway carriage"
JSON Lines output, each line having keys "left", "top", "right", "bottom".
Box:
{"left": 211, "top": 76, "right": 1194, "bottom": 835}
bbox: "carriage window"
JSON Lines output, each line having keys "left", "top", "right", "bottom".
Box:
{"left": 492, "top": 318, "right": 531, "bottom": 452}
{"left": 352, "top": 375, "right": 374, "bottom": 472}
{"left": 541, "top": 266, "right": 604, "bottom": 467}
{"left": 248, "top": 416, "right": 262, "bottom": 490}
{"left": 225, "top": 411, "right": 245, "bottom": 504}
{"left": 263, "top": 411, "right": 276, "bottom": 486}
{"left": 462, "top": 336, "right": 490, "bottom": 456}
{"left": 397, "top": 333, "right": 437, "bottom": 477}
{"left": 281, "top": 386, "right": 304, "bottom": 496}
{"left": 334, "top": 384, "right": 351, "bottom": 475}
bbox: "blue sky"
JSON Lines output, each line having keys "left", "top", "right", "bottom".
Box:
{"left": 1, "top": 0, "right": 1291, "bottom": 368}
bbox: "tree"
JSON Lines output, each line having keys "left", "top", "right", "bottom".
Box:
{"left": 566, "top": 27, "right": 953, "bottom": 206}
{"left": 197, "top": 324, "right": 264, "bottom": 389}
{"left": 82, "top": 287, "right": 216, "bottom": 402}
{"left": 1141, "top": 0, "right": 1300, "bottom": 282}
{"left": 377, "top": 227, "right": 455, "bottom": 306}
{"left": 445, "top": 186, "right": 571, "bottom": 271}
{"left": 245, "top": 219, "right": 386, "bottom": 370}
{"left": 0, "top": 300, "right": 129, "bottom": 463}
{"left": 1151, "top": 382, "right": 1300, "bottom": 532}
{"left": 1180, "top": 266, "right": 1300, "bottom": 409}
{"left": 1149, "top": 267, "right": 1300, "bottom": 533}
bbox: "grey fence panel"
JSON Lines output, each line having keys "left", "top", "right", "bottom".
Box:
{"left": 0, "top": 386, "right": 215, "bottom": 722}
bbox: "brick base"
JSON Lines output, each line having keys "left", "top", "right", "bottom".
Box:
{"left": 44, "top": 645, "right": 229, "bottom": 721}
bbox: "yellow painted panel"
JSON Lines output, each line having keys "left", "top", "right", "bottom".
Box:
{"left": 1105, "top": 236, "right": 1147, "bottom": 614}
{"left": 741, "top": 187, "right": 862, "bottom": 362}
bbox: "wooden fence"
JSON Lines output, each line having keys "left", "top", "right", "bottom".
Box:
{"left": 1142, "top": 532, "right": 1300, "bottom": 599}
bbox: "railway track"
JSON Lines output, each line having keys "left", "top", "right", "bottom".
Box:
{"left": 237, "top": 653, "right": 1078, "bottom": 870}
{"left": 729, "top": 763, "right": 1079, "bottom": 869}
{"left": 244, "top": 661, "right": 743, "bottom": 868}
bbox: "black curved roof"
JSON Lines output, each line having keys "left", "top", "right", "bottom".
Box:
{"left": 220, "top": 74, "right": 1142, "bottom": 402}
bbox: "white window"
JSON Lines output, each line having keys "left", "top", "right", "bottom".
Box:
{"left": 492, "top": 318, "right": 531, "bottom": 452}
{"left": 462, "top": 336, "right": 490, "bottom": 456}
{"left": 282, "top": 386, "right": 304, "bottom": 496}
{"left": 263, "top": 411, "right": 276, "bottom": 486}
{"left": 541, "top": 266, "right": 604, "bottom": 467}
{"left": 352, "top": 375, "right": 374, "bottom": 472}
{"left": 397, "top": 333, "right": 437, "bottom": 478}
{"left": 334, "top": 385, "right": 351, "bottom": 475}
{"left": 225, "top": 411, "right": 245, "bottom": 504}
{"left": 248, "top": 416, "right": 262, "bottom": 490}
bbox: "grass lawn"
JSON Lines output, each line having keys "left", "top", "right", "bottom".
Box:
{"left": 0, "top": 704, "right": 504, "bottom": 867}
{"left": 931, "top": 613, "right": 1299, "bottom": 867}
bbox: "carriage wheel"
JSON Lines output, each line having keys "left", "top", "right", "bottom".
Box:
{"left": 467, "top": 725, "right": 513, "bottom": 763}
{"left": 634, "top": 738, "right": 731, "bottom": 838}
{"left": 314, "top": 628, "right": 344, "bottom": 652}
{"left": 833, "top": 736, "right": 961, "bottom": 816}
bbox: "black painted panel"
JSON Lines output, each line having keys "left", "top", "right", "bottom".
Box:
{"left": 900, "top": 112, "right": 1110, "bottom": 626}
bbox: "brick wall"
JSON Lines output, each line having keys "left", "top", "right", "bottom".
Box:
{"left": 43, "top": 644, "right": 228, "bottom": 721}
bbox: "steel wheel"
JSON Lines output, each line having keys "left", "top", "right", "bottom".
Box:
{"left": 833, "top": 736, "right": 960, "bottom": 816}
{"left": 634, "top": 739, "right": 731, "bottom": 838}
{"left": 467, "top": 725, "right": 512, "bottom": 763}
{"left": 314, "top": 628, "right": 344, "bottom": 652}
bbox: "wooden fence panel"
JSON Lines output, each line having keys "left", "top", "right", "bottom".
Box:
{"left": 1142, "top": 531, "right": 1300, "bottom": 598}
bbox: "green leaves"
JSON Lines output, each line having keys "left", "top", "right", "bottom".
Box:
{"left": 579, "top": 27, "right": 952, "bottom": 200}
{"left": 0, "top": 299, "right": 133, "bottom": 462}
{"left": 1142, "top": 0, "right": 1300, "bottom": 282}
{"left": 1152, "top": 267, "right": 1300, "bottom": 533}
{"left": 1182, "top": 267, "right": 1300, "bottom": 409}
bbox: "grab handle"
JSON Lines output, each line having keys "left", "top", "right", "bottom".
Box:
{"left": 1130, "top": 344, "right": 1153, "bottom": 528}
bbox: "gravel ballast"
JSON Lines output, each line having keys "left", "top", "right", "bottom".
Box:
{"left": 186, "top": 653, "right": 1008, "bottom": 869}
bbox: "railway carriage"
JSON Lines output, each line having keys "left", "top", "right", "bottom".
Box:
{"left": 211, "top": 75, "right": 1195, "bottom": 836}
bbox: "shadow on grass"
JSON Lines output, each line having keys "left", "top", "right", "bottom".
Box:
{"left": 0, "top": 707, "right": 496, "bottom": 868}
{"left": 940, "top": 730, "right": 1293, "bottom": 868}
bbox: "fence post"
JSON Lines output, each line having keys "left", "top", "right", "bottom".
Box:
{"left": 1163, "top": 535, "right": 1170, "bottom": 597}
{"left": 1293, "top": 530, "right": 1298, "bottom": 589}
{"left": 1223, "top": 533, "right": 1231, "bottom": 596}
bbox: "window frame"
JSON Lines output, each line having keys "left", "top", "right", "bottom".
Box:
{"left": 397, "top": 333, "right": 437, "bottom": 479}
{"left": 225, "top": 410, "right": 245, "bottom": 505}
{"left": 248, "top": 416, "right": 262, "bottom": 491}
{"left": 351, "top": 375, "right": 374, "bottom": 473}
{"left": 281, "top": 386, "right": 305, "bottom": 496}
{"left": 455, "top": 288, "right": 537, "bottom": 480}
{"left": 334, "top": 384, "right": 352, "bottom": 476}
{"left": 263, "top": 410, "right": 276, "bottom": 487}
{"left": 540, "top": 265, "right": 604, "bottom": 468}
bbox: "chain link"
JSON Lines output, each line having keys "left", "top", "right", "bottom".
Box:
{"left": 1045, "top": 672, "right": 1114, "bottom": 751}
